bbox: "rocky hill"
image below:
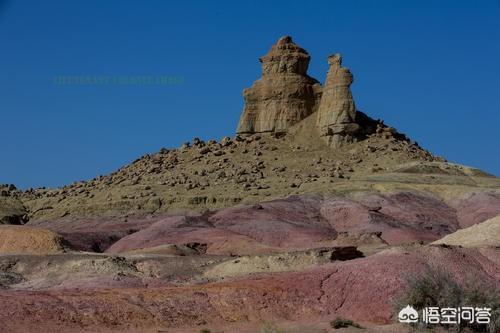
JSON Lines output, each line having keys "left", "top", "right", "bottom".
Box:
{"left": 15, "top": 36, "right": 499, "bottom": 223}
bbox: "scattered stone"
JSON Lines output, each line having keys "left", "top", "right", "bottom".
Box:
{"left": 220, "top": 137, "right": 232, "bottom": 147}
{"left": 192, "top": 137, "right": 205, "bottom": 147}
{"left": 199, "top": 147, "right": 211, "bottom": 155}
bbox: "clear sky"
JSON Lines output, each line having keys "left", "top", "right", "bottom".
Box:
{"left": 1, "top": 0, "right": 499, "bottom": 189}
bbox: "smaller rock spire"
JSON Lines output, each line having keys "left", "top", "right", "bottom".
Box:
{"left": 316, "top": 54, "right": 359, "bottom": 147}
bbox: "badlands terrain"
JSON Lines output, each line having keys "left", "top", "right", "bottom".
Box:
{"left": 0, "top": 36, "right": 499, "bottom": 332}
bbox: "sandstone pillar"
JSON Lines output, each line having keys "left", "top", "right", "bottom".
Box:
{"left": 317, "top": 54, "right": 359, "bottom": 147}
{"left": 236, "top": 36, "right": 322, "bottom": 135}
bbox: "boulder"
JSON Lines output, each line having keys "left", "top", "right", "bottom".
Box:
{"left": 236, "top": 36, "right": 322, "bottom": 134}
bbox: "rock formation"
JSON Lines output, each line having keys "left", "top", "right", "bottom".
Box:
{"left": 236, "top": 37, "right": 363, "bottom": 147}
{"left": 316, "top": 54, "right": 360, "bottom": 147}
{"left": 236, "top": 36, "right": 321, "bottom": 134}
{"left": 236, "top": 38, "right": 388, "bottom": 147}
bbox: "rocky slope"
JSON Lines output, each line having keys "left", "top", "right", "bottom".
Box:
{"left": 433, "top": 214, "right": 500, "bottom": 247}
{"left": 0, "top": 225, "right": 70, "bottom": 254}
{"left": 17, "top": 129, "right": 499, "bottom": 223}
{"left": 0, "top": 245, "right": 498, "bottom": 333}
{"left": 0, "top": 184, "right": 27, "bottom": 224}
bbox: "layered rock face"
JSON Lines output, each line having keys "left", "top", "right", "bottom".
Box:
{"left": 236, "top": 36, "right": 321, "bottom": 134}
{"left": 316, "top": 54, "right": 360, "bottom": 147}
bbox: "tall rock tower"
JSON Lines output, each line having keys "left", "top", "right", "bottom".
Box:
{"left": 236, "top": 36, "right": 322, "bottom": 135}
{"left": 316, "top": 54, "right": 360, "bottom": 147}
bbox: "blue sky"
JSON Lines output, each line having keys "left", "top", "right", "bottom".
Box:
{"left": 1, "top": 0, "right": 499, "bottom": 189}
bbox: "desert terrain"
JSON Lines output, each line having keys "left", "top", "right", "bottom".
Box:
{"left": 1, "top": 36, "right": 498, "bottom": 333}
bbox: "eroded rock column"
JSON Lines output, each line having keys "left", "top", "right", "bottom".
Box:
{"left": 236, "top": 36, "right": 322, "bottom": 135}
{"left": 317, "top": 54, "right": 360, "bottom": 147}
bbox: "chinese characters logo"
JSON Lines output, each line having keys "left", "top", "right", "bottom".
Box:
{"left": 398, "top": 305, "right": 491, "bottom": 325}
